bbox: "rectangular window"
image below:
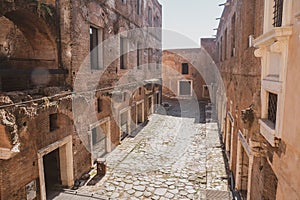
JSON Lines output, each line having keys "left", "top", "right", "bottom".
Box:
{"left": 120, "top": 37, "right": 127, "bottom": 69}
{"left": 231, "top": 13, "right": 236, "bottom": 57}
{"left": 90, "top": 27, "right": 103, "bottom": 69}
{"left": 220, "top": 37, "right": 223, "bottom": 61}
{"left": 49, "top": 114, "right": 58, "bottom": 132}
{"left": 179, "top": 80, "right": 192, "bottom": 96}
{"left": 97, "top": 98, "right": 102, "bottom": 113}
{"left": 148, "top": 48, "right": 152, "bottom": 70}
{"left": 268, "top": 92, "right": 278, "bottom": 125}
{"left": 90, "top": 27, "right": 98, "bottom": 69}
{"left": 148, "top": 7, "right": 152, "bottom": 26}
{"left": 182, "top": 63, "right": 189, "bottom": 74}
{"left": 137, "top": 43, "right": 142, "bottom": 69}
{"left": 273, "top": 0, "right": 284, "bottom": 27}
{"left": 224, "top": 28, "right": 228, "bottom": 60}
{"left": 137, "top": 0, "right": 142, "bottom": 15}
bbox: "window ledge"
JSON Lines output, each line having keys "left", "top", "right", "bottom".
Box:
{"left": 254, "top": 26, "right": 293, "bottom": 47}
{"left": 259, "top": 119, "right": 280, "bottom": 147}
{"left": 262, "top": 78, "right": 282, "bottom": 93}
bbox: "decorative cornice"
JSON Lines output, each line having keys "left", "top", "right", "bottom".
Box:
{"left": 253, "top": 26, "right": 293, "bottom": 48}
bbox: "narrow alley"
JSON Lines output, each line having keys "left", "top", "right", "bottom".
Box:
{"left": 50, "top": 101, "right": 231, "bottom": 200}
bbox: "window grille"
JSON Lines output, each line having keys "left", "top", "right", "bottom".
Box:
{"left": 273, "top": 0, "right": 284, "bottom": 27}
{"left": 268, "top": 92, "right": 278, "bottom": 125}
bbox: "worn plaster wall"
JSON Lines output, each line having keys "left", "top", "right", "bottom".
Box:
{"left": 271, "top": 1, "right": 300, "bottom": 199}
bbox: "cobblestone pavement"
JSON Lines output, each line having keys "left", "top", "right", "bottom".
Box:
{"left": 71, "top": 101, "right": 231, "bottom": 200}
{"left": 50, "top": 101, "right": 230, "bottom": 200}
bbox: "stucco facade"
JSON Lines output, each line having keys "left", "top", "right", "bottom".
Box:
{"left": 254, "top": 0, "right": 300, "bottom": 199}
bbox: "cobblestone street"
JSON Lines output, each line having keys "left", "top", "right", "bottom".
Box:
{"left": 52, "top": 101, "right": 231, "bottom": 200}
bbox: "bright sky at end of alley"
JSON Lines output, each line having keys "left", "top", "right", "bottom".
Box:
{"left": 158, "top": 0, "right": 224, "bottom": 49}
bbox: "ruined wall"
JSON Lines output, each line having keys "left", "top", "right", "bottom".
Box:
{"left": 0, "top": 0, "right": 162, "bottom": 199}
{"left": 0, "top": 2, "right": 65, "bottom": 92}
{"left": 213, "top": 0, "right": 265, "bottom": 198}
{"left": 69, "top": 0, "right": 162, "bottom": 156}
{"left": 162, "top": 49, "right": 209, "bottom": 101}
{"left": 0, "top": 90, "right": 79, "bottom": 200}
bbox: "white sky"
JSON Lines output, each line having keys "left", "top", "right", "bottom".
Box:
{"left": 157, "top": 0, "right": 224, "bottom": 49}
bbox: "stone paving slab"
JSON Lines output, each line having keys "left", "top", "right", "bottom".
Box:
{"left": 72, "top": 111, "right": 231, "bottom": 200}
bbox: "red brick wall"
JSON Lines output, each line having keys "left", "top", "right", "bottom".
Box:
{"left": 211, "top": 0, "right": 265, "bottom": 196}
{"left": 162, "top": 49, "right": 208, "bottom": 101}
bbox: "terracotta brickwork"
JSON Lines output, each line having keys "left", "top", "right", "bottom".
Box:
{"left": 0, "top": 0, "right": 162, "bottom": 199}
{"left": 162, "top": 49, "right": 209, "bottom": 101}
{"left": 202, "top": 0, "right": 270, "bottom": 199}
{"left": 204, "top": 0, "right": 300, "bottom": 199}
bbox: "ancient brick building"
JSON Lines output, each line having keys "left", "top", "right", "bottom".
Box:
{"left": 203, "top": 0, "right": 300, "bottom": 199}
{"left": 0, "top": 0, "right": 162, "bottom": 199}
{"left": 162, "top": 49, "right": 210, "bottom": 101}
{"left": 202, "top": 0, "right": 267, "bottom": 199}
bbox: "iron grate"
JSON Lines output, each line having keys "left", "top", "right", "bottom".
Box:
{"left": 268, "top": 92, "right": 278, "bottom": 125}
{"left": 273, "top": 0, "right": 284, "bottom": 27}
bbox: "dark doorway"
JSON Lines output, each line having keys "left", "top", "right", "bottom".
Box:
{"left": 137, "top": 103, "right": 143, "bottom": 124}
{"left": 120, "top": 112, "right": 129, "bottom": 140}
{"left": 43, "top": 149, "right": 61, "bottom": 196}
{"left": 156, "top": 92, "right": 160, "bottom": 105}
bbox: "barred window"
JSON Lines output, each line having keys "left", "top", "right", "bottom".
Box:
{"left": 273, "top": 0, "right": 284, "bottom": 27}
{"left": 268, "top": 92, "right": 278, "bottom": 125}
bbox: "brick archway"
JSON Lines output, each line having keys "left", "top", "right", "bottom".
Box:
{"left": 0, "top": 7, "right": 60, "bottom": 91}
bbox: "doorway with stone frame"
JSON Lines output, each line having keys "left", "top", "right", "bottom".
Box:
{"left": 236, "top": 138, "right": 250, "bottom": 200}
{"left": 226, "top": 111, "right": 234, "bottom": 162}
{"left": 37, "top": 136, "right": 74, "bottom": 200}
{"left": 119, "top": 107, "right": 131, "bottom": 141}
{"left": 148, "top": 95, "right": 154, "bottom": 115}
{"left": 136, "top": 100, "right": 145, "bottom": 127}
{"left": 89, "top": 117, "right": 111, "bottom": 161}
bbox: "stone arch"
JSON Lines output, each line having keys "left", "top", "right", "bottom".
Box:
{"left": 0, "top": 7, "right": 59, "bottom": 91}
